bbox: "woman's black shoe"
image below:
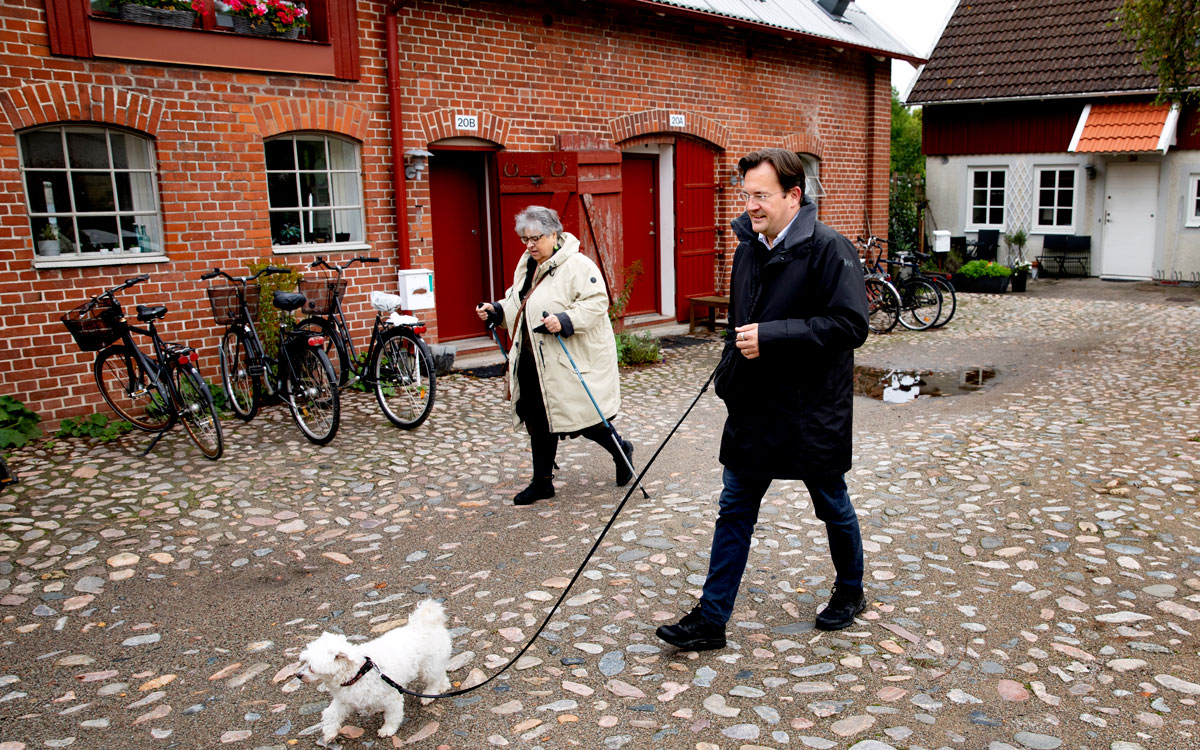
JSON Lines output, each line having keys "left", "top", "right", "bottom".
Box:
{"left": 514, "top": 476, "right": 554, "bottom": 505}
{"left": 615, "top": 440, "right": 634, "bottom": 486}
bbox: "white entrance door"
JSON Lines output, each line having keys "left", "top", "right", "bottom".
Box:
{"left": 1102, "top": 163, "right": 1159, "bottom": 279}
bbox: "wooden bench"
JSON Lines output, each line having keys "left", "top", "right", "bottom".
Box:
{"left": 687, "top": 294, "right": 730, "bottom": 334}
{"left": 1037, "top": 235, "right": 1091, "bottom": 277}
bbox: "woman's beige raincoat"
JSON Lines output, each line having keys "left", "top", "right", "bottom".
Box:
{"left": 497, "top": 232, "right": 620, "bottom": 433}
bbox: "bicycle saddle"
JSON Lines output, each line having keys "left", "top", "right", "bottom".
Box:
{"left": 136, "top": 304, "right": 167, "bottom": 322}
{"left": 273, "top": 291, "right": 306, "bottom": 311}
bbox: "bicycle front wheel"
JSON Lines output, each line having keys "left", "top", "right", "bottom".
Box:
{"left": 173, "top": 364, "right": 224, "bottom": 460}
{"left": 372, "top": 328, "right": 436, "bottom": 429}
{"left": 864, "top": 278, "right": 901, "bottom": 334}
{"left": 928, "top": 276, "right": 957, "bottom": 328}
{"left": 286, "top": 345, "right": 340, "bottom": 444}
{"left": 898, "top": 279, "right": 942, "bottom": 331}
{"left": 94, "top": 346, "right": 171, "bottom": 432}
{"left": 219, "top": 328, "right": 259, "bottom": 421}
{"left": 297, "top": 316, "right": 350, "bottom": 388}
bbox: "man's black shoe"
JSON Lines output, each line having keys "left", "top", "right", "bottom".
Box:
{"left": 615, "top": 440, "right": 634, "bottom": 487}
{"left": 514, "top": 476, "right": 554, "bottom": 506}
{"left": 814, "top": 584, "right": 866, "bottom": 631}
{"left": 655, "top": 606, "right": 726, "bottom": 651}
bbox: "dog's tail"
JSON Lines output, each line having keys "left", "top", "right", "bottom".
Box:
{"left": 409, "top": 599, "right": 447, "bottom": 630}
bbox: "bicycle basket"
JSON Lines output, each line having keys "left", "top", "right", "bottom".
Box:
{"left": 298, "top": 278, "right": 347, "bottom": 316}
{"left": 206, "top": 283, "right": 260, "bottom": 325}
{"left": 61, "top": 297, "right": 121, "bottom": 352}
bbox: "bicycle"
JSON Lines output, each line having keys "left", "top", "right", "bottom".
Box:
{"left": 201, "top": 266, "right": 341, "bottom": 445}
{"left": 893, "top": 248, "right": 957, "bottom": 329}
{"left": 61, "top": 274, "right": 224, "bottom": 459}
{"left": 859, "top": 236, "right": 942, "bottom": 331}
{"left": 857, "top": 240, "right": 902, "bottom": 334}
{"left": 296, "top": 256, "right": 435, "bottom": 429}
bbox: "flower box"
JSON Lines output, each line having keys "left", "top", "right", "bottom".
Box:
{"left": 950, "top": 274, "right": 1010, "bottom": 294}
{"left": 119, "top": 4, "right": 197, "bottom": 28}
{"left": 232, "top": 15, "right": 300, "bottom": 38}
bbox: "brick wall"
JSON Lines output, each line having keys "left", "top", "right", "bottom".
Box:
{"left": 0, "top": 0, "right": 890, "bottom": 427}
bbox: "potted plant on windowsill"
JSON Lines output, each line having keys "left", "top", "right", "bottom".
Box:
{"left": 37, "top": 224, "right": 61, "bottom": 257}
{"left": 218, "top": 0, "right": 309, "bottom": 39}
{"left": 951, "top": 260, "right": 1012, "bottom": 294}
{"left": 117, "top": 0, "right": 204, "bottom": 28}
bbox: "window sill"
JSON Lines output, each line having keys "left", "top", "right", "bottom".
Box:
{"left": 1031, "top": 227, "right": 1077, "bottom": 235}
{"left": 1185, "top": 220, "right": 1200, "bottom": 228}
{"left": 272, "top": 243, "right": 372, "bottom": 255}
{"left": 964, "top": 226, "right": 1005, "bottom": 233}
{"left": 34, "top": 253, "right": 170, "bottom": 270}
{"left": 89, "top": 17, "right": 335, "bottom": 77}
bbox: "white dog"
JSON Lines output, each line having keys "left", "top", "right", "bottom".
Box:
{"left": 298, "top": 599, "right": 453, "bottom": 744}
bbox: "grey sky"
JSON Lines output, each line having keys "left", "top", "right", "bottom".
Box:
{"left": 855, "top": 0, "right": 958, "bottom": 100}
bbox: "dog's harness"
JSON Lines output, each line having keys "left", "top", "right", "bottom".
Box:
{"left": 340, "top": 656, "right": 412, "bottom": 695}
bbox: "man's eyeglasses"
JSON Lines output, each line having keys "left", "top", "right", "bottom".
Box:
{"left": 737, "top": 190, "right": 787, "bottom": 204}
{"left": 520, "top": 234, "right": 544, "bottom": 245}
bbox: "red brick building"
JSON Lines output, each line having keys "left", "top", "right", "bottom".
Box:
{"left": 1, "top": 0, "right": 917, "bottom": 426}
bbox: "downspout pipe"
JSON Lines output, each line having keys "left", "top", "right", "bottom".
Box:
{"left": 387, "top": 1, "right": 410, "bottom": 269}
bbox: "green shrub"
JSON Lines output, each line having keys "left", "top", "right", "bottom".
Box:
{"left": 615, "top": 331, "right": 662, "bottom": 366}
{"left": 608, "top": 260, "right": 644, "bottom": 334}
{"left": 246, "top": 258, "right": 301, "bottom": 358}
{"left": 56, "top": 413, "right": 132, "bottom": 441}
{"left": 0, "top": 396, "right": 41, "bottom": 450}
{"left": 958, "top": 260, "right": 1012, "bottom": 279}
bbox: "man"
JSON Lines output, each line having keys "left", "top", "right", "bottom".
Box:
{"left": 656, "top": 149, "right": 870, "bottom": 651}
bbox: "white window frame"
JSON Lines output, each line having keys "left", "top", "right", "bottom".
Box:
{"left": 265, "top": 133, "right": 368, "bottom": 253}
{"left": 19, "top": 125, "right": 166, "bottom": 268}
{"left": 1187, "top": 174, "right": 1200, "bottom": 228}
{"left": 1033, "top": 166, "right": 1079, "bottom": 234}
{"left": 966, "top": 167, "right": 1007, "bottom": 231}
{"left": 799, "top": 153, "right": 825, "bottom": 210}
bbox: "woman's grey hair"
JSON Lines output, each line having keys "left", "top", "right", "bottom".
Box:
{"left": 514, "top": 205, "right": 563, "bottom": 238}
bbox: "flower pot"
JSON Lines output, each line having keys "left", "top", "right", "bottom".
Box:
{"left": 1010, "top": 269, "right": 1028, "bottom": 293}
{"left": 37, "top": 239, "right": 61, "bottom": 257}
{"left": 232, "top": 15, "right": 300, "bottom": 38}
{"left": 950, "top": 273, "right": 1011, "bottom": 294}
{"left": 119, "top": 5, "right": 197, "bottom": 28}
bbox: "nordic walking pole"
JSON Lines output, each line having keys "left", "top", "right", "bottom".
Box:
{"left": 544, "top": 313, "right": 649, "bottom": 499}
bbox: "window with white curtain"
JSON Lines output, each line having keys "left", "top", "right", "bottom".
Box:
{"left": 265, "top": 134, "right": 365, "bottom": 249}
{"left": 19, "top": 126, "right": 162, "bottom": 261}
{"left": 1034, "top": 166, "right": 1078, "bottom": 232}
{"left": 967, "top": 167, "right": 1006, "bottom": 229}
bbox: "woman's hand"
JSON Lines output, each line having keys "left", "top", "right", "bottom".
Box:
{"left": 475, "top": 303, "right": 494, "bottom": 322}
{"left": 541, "top": 313, "right": 562, "bottom": 334}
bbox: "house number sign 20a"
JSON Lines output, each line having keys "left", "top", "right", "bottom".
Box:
{"left": 456, "top": 114, "right": 479, "bottom": 130}
{"left": 669, "top": 113, "right": 686, "bottom": 128}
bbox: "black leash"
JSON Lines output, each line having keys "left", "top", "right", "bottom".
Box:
{"left": 370, "top": 359, "right": 722, "bottom": 700}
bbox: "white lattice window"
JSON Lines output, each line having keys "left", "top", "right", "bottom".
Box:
{"left": 266, "top": 133, "right": 365, "bottom": 250}
{"left": 967, "top": 168, "right": 1005, "bottom": 230}
{"left": 1034, "top": 167, "right": 1078, "bottom": 232}
{"left": 1188, "top": 174, "right": 1200, "bottom": 228}
{"left": 19, "top": 125, "right": 163, "bottom": 262}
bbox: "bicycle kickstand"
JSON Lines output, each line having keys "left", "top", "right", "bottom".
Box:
{"left": 142, "top": 428, "right": 168, "bottom": 457}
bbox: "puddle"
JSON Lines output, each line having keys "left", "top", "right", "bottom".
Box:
{"left": 854, "top": 366, "right": 996, "bottom": 403}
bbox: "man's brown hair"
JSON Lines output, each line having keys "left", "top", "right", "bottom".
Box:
{"left": 738, "top": 149, "right": 807, "bottom": 195}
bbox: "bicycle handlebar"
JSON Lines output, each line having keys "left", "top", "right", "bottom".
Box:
{"left": 310, "top": 255, "right": 379, "bottom": 271}
{"left": 86, "top": 274, "right": 148, "bottom": 310}
{"left": 201, "top": 266, "right": 294, "bottom": 285}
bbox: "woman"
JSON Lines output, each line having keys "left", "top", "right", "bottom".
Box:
{"left": 475, "top": 206, "right": 633, "bottom": 505}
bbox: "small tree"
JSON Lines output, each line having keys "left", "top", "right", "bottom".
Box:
{"left": 1116, "top": 0, "right": 1200, "bottom": 109}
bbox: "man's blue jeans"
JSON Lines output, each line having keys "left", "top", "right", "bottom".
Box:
{"left": 699, "top": 467, "right": 863, "bottom": 625}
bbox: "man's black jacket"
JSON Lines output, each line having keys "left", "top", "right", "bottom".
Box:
{"left": 715, "top": 199, "right": 869, "bottom": 479}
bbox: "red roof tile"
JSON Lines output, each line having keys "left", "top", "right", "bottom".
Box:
{"left": 1073, "top": 101, "right": 1173, "bottom": 152}
{"left": 908, "top": 0, "right": 1159, "bottom": 104}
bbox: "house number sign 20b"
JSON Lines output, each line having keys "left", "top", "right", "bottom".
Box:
{"left": 456, "top": 114, "right": 478, "bottom": 130}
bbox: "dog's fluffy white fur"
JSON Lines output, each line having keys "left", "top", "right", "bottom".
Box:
{"left": 297, "top": 599, "right": 452, "bottom": 744}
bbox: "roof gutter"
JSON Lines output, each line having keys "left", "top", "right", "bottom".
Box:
{"left": 387, "top": 1, "right": 410, "bottom": 270}
{"left": 601, "top": 0, "right": 926, "bottom": 66}
{"left": 910, "top": 88, "right": 1163, "bottom": 107}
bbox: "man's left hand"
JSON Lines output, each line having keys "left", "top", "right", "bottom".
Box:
{"left": 734, "top": 323, "right": 759, "bottom": 359}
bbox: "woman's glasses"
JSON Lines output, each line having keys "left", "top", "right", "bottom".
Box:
{"left": 520, "top": 234, "right": 544, "bottom": 245}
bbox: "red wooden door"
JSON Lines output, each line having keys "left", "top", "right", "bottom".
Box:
{"left": 496, "top": 152, "right": 580, "bottom": 277}
{"left": 673, "top": 140, "right": 718, "bottom": 320}
{"left": 621, "top": 154, "right": 659, "bottom": 316}
{"left": 430, "top": 151, "right": 489, "bottom": 341}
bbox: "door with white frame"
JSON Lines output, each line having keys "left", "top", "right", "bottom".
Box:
{"left": 1101, "top": 163, "right": 1159, "bottom": 279}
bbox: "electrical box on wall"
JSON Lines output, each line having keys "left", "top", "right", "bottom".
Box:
{"left": 398, "top": 268, "right": 435, "bottom": 310}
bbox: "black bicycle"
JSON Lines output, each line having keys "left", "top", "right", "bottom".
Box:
{"left": 201, "top": 266, "right": 341, "bottom": 445}
{"left": 62, "top": 274, "right": 224, "bottom": 459}
{"left": 859, "top": 236, "right": 942, "bottom": 331}
{"left": 296, "top": 256, "right": 435, "bottom": 429}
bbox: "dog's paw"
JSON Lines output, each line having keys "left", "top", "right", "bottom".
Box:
{"left": 378, "top": 725, "right": 398, "bottom": 738}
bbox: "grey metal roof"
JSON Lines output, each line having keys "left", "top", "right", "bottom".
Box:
{"left": 634, "top": 0, "right": 923, "bottom": 64}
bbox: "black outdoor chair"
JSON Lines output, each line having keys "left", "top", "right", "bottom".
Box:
{"left": 967, "top": 229, "right": 999, "bottom": 262}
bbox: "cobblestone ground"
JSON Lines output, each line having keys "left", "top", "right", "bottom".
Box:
{"left": 2, "top": 281, "right": 1198, "bottom": 750}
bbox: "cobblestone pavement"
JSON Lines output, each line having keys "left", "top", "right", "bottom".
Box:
{"left": 2, "top": 280, "right": 1198, "bottom": 750}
